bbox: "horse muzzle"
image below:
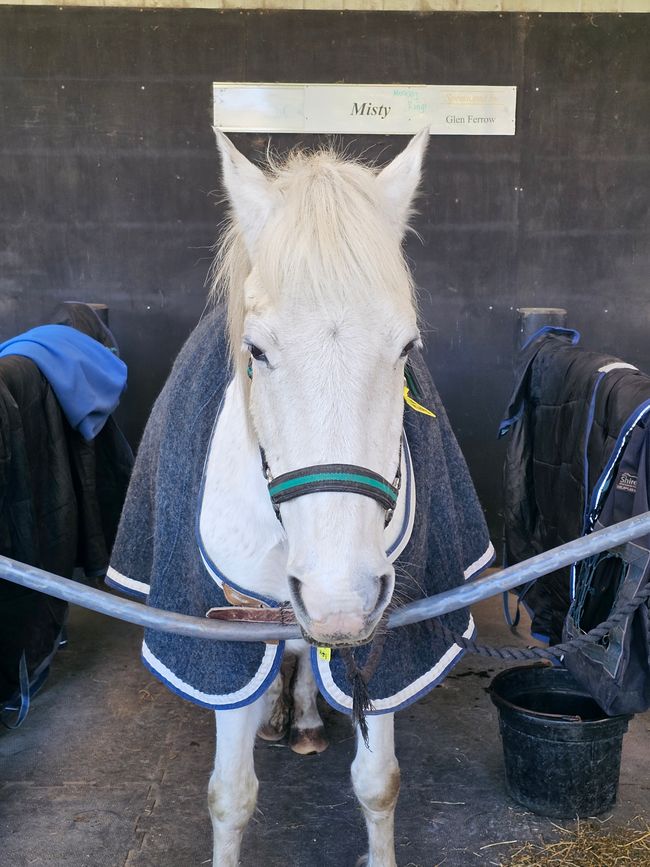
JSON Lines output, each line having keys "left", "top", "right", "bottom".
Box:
{"left": 288, "top": 573, "right": 392, "bottom": 648}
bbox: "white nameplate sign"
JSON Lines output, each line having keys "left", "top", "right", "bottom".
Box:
{"left": 213, "top": 83, "right": 516, "bottom": 136}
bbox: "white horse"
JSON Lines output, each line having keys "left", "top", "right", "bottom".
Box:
{"left": 204, "top": 129, "right": 429, "bottom": 867}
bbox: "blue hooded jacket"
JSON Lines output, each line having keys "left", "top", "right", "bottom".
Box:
{"left": 0, "top": 325, "right": 127, "bottom": 441}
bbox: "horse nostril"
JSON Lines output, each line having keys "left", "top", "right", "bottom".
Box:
{"left": 375, "top": 572, "right": 394, "bottom": 613}
{"left": 289, "top": 572, "right": 393, "bottom": 629}
{"left": 288, "top": 576, "right": 308, "bottom": 619}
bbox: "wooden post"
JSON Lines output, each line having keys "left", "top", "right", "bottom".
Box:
{"left": 516, "top": 307, "right": 567, "bottom": 350}
{"left": 86, "top": 303, "right": 109, "bottom": 326}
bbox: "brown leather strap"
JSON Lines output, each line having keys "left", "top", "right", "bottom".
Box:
{"left": 206, "top": 605, "right": 298, "bottom": 626}
{"left": 222, "top": 583, "right": 266, "bottom": 608}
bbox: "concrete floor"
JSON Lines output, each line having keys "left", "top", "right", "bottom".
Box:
{"left": 1, "top": 596, "right": 648, "bottom": 867}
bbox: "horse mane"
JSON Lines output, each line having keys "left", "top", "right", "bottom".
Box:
{"left": 209, "top": 146, "right": 417, "bottom": 370}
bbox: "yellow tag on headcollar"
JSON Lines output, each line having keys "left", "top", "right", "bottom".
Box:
{"left": 403, "top": 385, "right": 436, "bottom": 418}
{"left": 317, "top": 647, "right": 332, "bottom": 661}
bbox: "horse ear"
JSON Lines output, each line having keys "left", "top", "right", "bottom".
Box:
{"left": 376, "top": 127, "right": 429, "bottom": 236}
{"left": 214, "top": 128, "right": 276, "bottom": 253}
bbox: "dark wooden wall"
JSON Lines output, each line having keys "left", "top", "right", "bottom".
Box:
{"left": 1, "top": 8, "right": 648, "bottom": 539}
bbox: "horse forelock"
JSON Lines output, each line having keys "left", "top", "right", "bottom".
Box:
{"left": 209, "top": 146, "right": 418, "bottom": 372}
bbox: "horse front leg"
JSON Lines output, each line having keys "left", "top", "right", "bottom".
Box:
{"left": 209, "top": 696, "right": 268, "bottom": 867}
{"left": 351, "top": 713, "right": 400, "bottom": 867}
{"left": 289, "top": 641, "right": 329, "bottom": 755}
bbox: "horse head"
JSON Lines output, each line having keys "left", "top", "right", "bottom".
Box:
{"left": 213, "top": 130, "right": 428, "bottom": 648}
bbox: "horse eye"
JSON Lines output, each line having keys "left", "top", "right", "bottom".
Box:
{"left": 400, "top": 339, "right": 418, "bottom": 358}
{"left": 249, "top": 344, "right": 268, "bottom": 364}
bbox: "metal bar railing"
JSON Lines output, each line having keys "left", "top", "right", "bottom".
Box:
{"left": 391, "top": 510, "right": 650, "bottom": 627}
{"left": 1, "top": 511, "right": 649, "bottom": 642}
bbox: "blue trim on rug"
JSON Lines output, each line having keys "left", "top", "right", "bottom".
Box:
{"left": 502, "top": 583, "right": 539, "bottom": 637}
{"left": 140, "top": 640, "right": 285, "bottom": 711}
{"left": 1, "top": 653, "right": 32, "bottom": 728}
{"left": 581, "top": 371, "right": 607, "bottom": 532}
{"left": 311, "top": 620, "right": 478, "bottom": 716}
{"left": 105, "top": 574, "right": 149, "bottom": 601}
{"left": 198, "top": 543, "right": 281, "bottom": 609}
{"left": 194, "top": 382, "right": 282, "bottom": 608}
{"left": 502, "top": 590, "right": 521, "bottom": 628}
{"left": 586, "top": 399, "right": 650, "bottom": 532}
{"left": 309, "top": 656, "right": 361, "bottom": 717}
{"left": 386, "top": 432, "right": 413, "bottom": 558}
{"left": 1, "top": 629, "right": 61, "bottom": 728}
{"left": 520, "top": 596, "right": 536, "bottom": 623}
{"left": 465, "top": 545, "right": 496, "bottom": 581}
{"left": 498, "top": 408, "right": 523, "bottom": 439}
{"left": 520, "top": 326, "right": 580, "bottom": 352}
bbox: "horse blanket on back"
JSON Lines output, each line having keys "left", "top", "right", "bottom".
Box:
{"left": 107, "top": 310, "right": 493, "bottom": 714}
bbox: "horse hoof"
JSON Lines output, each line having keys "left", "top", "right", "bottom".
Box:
{"left": 289, "top": 726, "right": 329, "bottom": 755}
{"left": 257, "top": 723, "right": 286, "bottom": 742}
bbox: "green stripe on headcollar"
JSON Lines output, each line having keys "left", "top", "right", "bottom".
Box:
{"left": 269, "top": 471, "right": 398, "bottom": 504}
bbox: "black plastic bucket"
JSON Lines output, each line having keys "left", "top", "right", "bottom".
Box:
{"left": 489, "top": 665, "right": 632, "bottom": 818}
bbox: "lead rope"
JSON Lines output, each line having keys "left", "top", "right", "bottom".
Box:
{"left": 427, "top": 582, "right": 650, "bottom": 662}
{"left": 339, "top": 615, "right": 390, "bottom": 747}
{"left": 324, "top": 568, "right": 646, "bottom": 738}
{"left": 337, "top": 582, "right": 649, "bottom": 745}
